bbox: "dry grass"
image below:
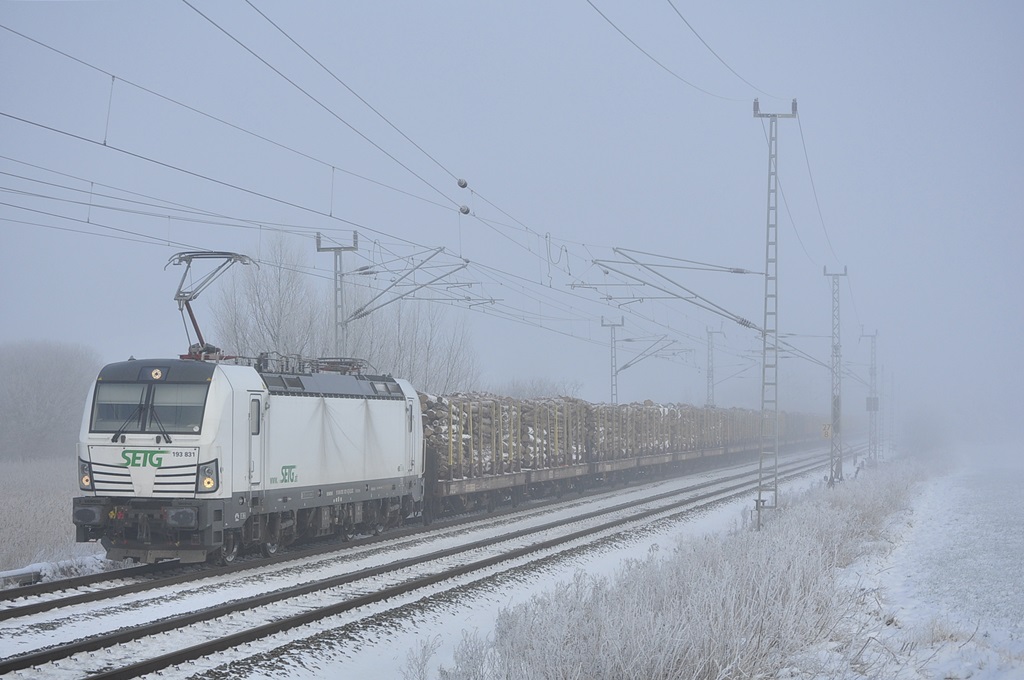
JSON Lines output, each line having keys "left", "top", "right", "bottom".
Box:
{"left": 0, "top": 457, "right": 103, "bottom": 573}
{"left": 424, "top": 461, "right": 921, "bottom": 680}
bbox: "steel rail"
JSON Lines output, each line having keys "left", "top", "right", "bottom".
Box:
{"left": 0, "top": 451, "right": 832, "bottom": 676}
{"left": 0, "top": 443, "right": 828, "bottom": 620}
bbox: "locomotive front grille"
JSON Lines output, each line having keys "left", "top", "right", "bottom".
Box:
{"left": 87, "top": 446, "right": 203, "bottom": 497}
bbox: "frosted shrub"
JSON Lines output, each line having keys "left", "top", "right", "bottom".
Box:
{"left": 0, "top": 458, "right": 104, "bottom": 574}
{"left": 431, "top": 460, "right": 922, "bottom": 680}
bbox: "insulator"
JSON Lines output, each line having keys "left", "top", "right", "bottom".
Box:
{"left": 459, "top": 205, "right": 470, "bottom": 215}
{"left": 457, "top": 178, "right": 468, "bottom": 188}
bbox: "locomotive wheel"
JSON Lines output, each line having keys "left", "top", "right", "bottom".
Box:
{"left": 218, "top": 532, "right": 239, "bottom": 565}
{"left": 260, "top": 541, "right": 279, "bottom": 557}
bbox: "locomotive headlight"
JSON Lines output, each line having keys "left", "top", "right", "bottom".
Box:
{"left": 79, "top": 460, "right": 94, "bottom": 490}
{"left": 196, "top": 460, "right": 219, "bottom": 493}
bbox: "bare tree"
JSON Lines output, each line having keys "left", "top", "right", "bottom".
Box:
{"left": 212, "top": 234, "right": 480, "bottom": 393}
{"left": 490, "top": 376, "right": 583, "bottom": 399}
{"left": 0, "top": 341, "right": 101, "bottom": 461}
{"left": 351, "top": 301, "right": 480, "bottom": 394}
{"left": 212, "top": 235, "right": 330, "bottom": 358}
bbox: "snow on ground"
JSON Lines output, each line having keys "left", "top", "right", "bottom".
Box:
{"left": 218, "top": 448, "right": 1024, "bottom": 680}
{"left": 209, "top": 471, "right": 824, "bottom": 680}
{"left": 821, "top": 447, "right": 1024, "bottom": 680}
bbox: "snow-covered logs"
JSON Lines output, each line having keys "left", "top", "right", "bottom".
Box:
{"left": 419, "top": 393, "right": 779, "bottom": 481}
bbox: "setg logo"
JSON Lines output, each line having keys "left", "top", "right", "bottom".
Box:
{"left": 121, "top": 449, "right": 165, "bottom": 468}
{"left": 280, "top": 465, "right": 298, "bottom": 484}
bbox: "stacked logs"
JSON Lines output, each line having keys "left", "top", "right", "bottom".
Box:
{"left": 420, "top": 393, "right": 590, "bottom": 480}
{"left": 419, "top": 392, "right": 820, "bottom": 482}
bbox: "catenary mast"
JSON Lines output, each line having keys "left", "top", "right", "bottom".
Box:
{"left": 753, "top": 98, "right": 797, "bottom": 530}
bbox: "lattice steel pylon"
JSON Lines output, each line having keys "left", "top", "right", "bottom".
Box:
{"left": 825, "top": 266, "right": 848, "bottom": 485}
{"left": 861, "top": 330, "right": 879, "bottom": 465}
{"left": 316, "top": 231, "right": 358, "bottom": 357}
{"left": 754, "top": 98, "right": 797, "bottom": 530}
{"left": 706, "top": 328, "right": 715, "bottom": 408}
{"left": 602, "top": 316, "right": 625, "bottom": 404}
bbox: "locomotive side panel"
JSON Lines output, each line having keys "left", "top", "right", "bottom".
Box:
{"left": 258, "top": 394, "right": 415, "bottom": 490}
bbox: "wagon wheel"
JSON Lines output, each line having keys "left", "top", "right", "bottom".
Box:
{"left": 260, "top": 541, "right": 279, "bottom": 557}
{"left": 339, "top": 524, "right": 354, "bottom": 542}
{"left": 218, "top": 531, "right": 239, "bottom": 565}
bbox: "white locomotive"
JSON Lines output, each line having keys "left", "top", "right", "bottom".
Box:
{"left": 73, "top": 357, "right": 424, "bottom": 564}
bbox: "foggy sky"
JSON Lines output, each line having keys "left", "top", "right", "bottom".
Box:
{"left": 2, "top": 2, "right": 1021, "bottom": 443}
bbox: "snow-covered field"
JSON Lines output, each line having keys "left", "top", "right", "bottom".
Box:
{"left": 822, "top": 448, "right": 1024, "bottom": 680}
{"left": 206, "top": 447, "right": 1023, "bottom": 680}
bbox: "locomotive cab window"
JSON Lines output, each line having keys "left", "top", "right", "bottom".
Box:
{"left": 371, "top": 381, "right": 402, "bottom": 396}
{"left": 249, "top": 398, "right": 261, "bottom": 435}
{"left": 90, "top": 382, "right": 209, "bottom": 434}
{"left": 91, "top": 383, "right": 146, "bottom": 432}
{"left": 148, "top": 384, "right": 208, "bottom": 434}
{"left": 263, "top": 375, "right": 286, "bottom": 390}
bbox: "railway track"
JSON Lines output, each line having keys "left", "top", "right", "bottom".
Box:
{"left": 1, "top": 443, "right": 840, "bottom": 615}
{"left": 0, "top": 449, "right": 834, "bottom": 678}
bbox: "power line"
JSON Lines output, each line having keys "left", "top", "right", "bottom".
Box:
{"left": 180, "top": 0, "right": 462, "bottom": 211}
{"left": 1, "top": 201, "right": 200, "bottom": 249}
{"left": 797, "top": 114, "right": 841, "bottom": 263}
{"left": 583, "top": 0, "right": 741, "bottom": 102}
{"left": 664, "top": 0, "right": 779, "bottom": 98}
{"left": 0, "top": 23, "right": 841, "bottom": 387}
{"left": 2, "top": 114, "right": 830, "bottom": 379}
{"left": 243, "top": 0, "right": 459, "bottom": 183}
{"left": 0, "top": 178, "right": 291, "bottom": 235}
{"left": 2, "top": 216, "right": 181, "bottom": 247}
{"left": 0, "top": 11, "right": 653, "bottom": 294}
{"left": 0, "top": 109, "right": 439, "bottom": 251}
{"left": 205, "top": 3, "right": 578, "bottom": 282}
{"left": 0, "top": 23, "right": 453, "bottom": 216}
{"left": 0, "top": 149, "right": 612, "bottom": 343}
{"left": 0, "top": 155, "right": 442, "bottom": 255}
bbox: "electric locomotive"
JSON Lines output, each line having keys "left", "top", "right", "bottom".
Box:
{"left": 73, "top": 357, "right": 424, "bottom": 564}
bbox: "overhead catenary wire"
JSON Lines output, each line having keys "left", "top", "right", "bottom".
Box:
{"left": 0, "top": 155, "right": 444, "bottom": 258}
{"left": 797, "top": 114, "right": 841, "bottom": 263}
{"left": 1, "top": 215, "right": 185, "bottom": 248}
{"left": 664, "top": 0, "right": 780, "bottom": 98}
{"left": 0, "top": 110, "right": 444, "bottom": 254}
{"left": 209, "top": 4, "right": 583, "bottom": 281}
{"left": 0, "top": 133, "right": 618, "bottom": 348}
{"left": 0, "top": 23, "right": 453, "bottom": 216}
{"left": 8, "top": 13, "right": 578, "bottom": 284}
{"left": 242, "top": 0, "right": 458, "bottom": 184}
{"left": 190, "top": 14, "right": 771, "bottom": 344}
{"left": 1, "top": 122, "right": 832, "bottom": 390}
{"left": 179, "top": 1, "right": 462, "bottom": 211}
{"left": 0, "top": 16, "right": 581, "bottom": 288}
{"left": 2, "top": 7, "right": 847, "bottom": 393}
{"left": 584, "top": 0, "right": 742, "bottom": 102}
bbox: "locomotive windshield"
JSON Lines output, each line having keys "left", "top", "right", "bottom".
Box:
{"left": 91, "top": 382, "right": 209, "bottom": 434}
